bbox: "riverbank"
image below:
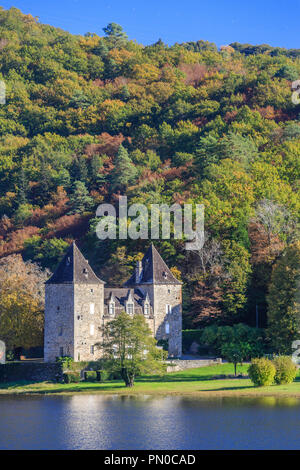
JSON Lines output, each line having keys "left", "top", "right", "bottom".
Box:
{"left": 1, "top": 363, "right": 300, "bottom": 398}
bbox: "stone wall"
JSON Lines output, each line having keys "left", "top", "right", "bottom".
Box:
{"left": 166, "top": 358, "right": 222, "bottom": 372}
{"left": 0, "top": 362, "right": 63, "bottom": 383}
{"left": 150, "top": 284, "right": 182, "bottom": 358}
{"left": 44, "top": 284, "right": 75, "bottom": 362}
{"left": 74, "top": 283, "right": 104, "bottom": 362}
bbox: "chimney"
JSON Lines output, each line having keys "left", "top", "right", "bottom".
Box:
{"left": 135, "top": 260, "right": 142, "bottom": 284}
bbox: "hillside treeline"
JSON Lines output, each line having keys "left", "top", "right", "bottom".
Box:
{"left": 0, "top": 7, "right": 299, "bottom": 339}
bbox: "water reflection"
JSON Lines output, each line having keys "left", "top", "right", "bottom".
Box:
{"left": 1, "top": 394, "right": 300, "bottom": 449}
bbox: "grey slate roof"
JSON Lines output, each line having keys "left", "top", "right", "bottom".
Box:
{"left": 124, "top": 243, "right": 182, "bottom": 286}
{"left": 46, "top": 242, "right": 105, "bottom": 285}
{"left": 103, "top": 287, "right": 153, "bottom": 316}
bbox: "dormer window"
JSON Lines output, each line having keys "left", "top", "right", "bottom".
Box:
{"left": 109, "top": 302, "right": 115, "bottom": 316}
{"left": 126, "top": 291, "right": 134, "bottom": 315}
{"left": 127, "top": 303, "right": 134, "bottom": 315}
{"left": 144, "top": 303, "right": 150, "bottom": 316}
{"left": 163, "top": 271, "right": 167, "bottom": 279}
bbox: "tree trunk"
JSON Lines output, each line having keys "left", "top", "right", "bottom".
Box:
{"left": 121, "top": 367, "right": 135, "bottom": 387}
{"left": 127, "top": 373, "right": 135, "bottom": 387}
{"left": 234, "top": 362, "right": 237, "bottom": 377}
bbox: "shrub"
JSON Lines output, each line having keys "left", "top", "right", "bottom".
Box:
{"left": 248, "top": 358, "right": 276, "bottom": 387}
{"left": 97, "top": 370, "right": 109, "bottom": 382}
{"left": 84, "top": 370, "right": 97, "bottom": 382}
{"left": 56, "top": 356, "right": 74, "bottom": 369}
{"left": 63, "top": 371, "right": 81, "bottom": 384}
{"left": 273, "top": 356, "right": 298, "bottom": 385}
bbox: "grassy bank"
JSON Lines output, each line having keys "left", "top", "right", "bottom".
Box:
{"left": 1, "top": 363, "right": 300, "bottom": 398}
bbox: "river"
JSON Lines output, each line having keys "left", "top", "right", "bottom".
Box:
{"left": 0, "top": 394, "right": 299, "bottom": 449}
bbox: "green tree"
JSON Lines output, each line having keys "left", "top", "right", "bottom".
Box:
{"left": 16, "top": 166, "right": 28, "bottom": 206}
{"left": 90, "top": 154, "right": 105, "bottom": 186}
{"left": 267, "top": 241, "right": 300, "bottom": 354}
{"left": 69, "top": 180, "right": 93, "bottom": 214}
{"left": 103, "top": 23, "right": 128, "bottom": 47}
{"left": 221, "top": 341, "right": 252, "bottom": 376}
{"left": 13, "top": 203, "right": 33, "bottom": 227}
{"left": 201, "top": 323, "right": 265, "bottom": 358}
{"left": 24, "top": 236, "right": 69, "bottom": 270}
{"left": 101, "top": 246, "right": 135, "bottom": 287}
{"left": 71, "top": 156, "right": 89, "bottom": 184}
{"left": 101, "top": 312, "right": 167, "bottom": 387}
{"left": 110, "top": 144, "right": 137, "bottom": 192}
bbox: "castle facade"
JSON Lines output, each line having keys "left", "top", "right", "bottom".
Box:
{"left": 44, "top": 243, "right": 182, "bottom": 362}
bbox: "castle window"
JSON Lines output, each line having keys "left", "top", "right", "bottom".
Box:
{"left": 59, "top": 347, "right": 64, "bottom": 356}
{"left": 166, "top": 304, "right": 172, "bottom": 314}
{"left": 90, "top": 345, "right": 95, "bottom": 355}
{"left": 144, "top": 303, "right": 150, "bottom": 316}
{"left": 57, "top": 306, "right": 60, "bottom": 311}
{"left": 91, "top": 289, "right": 94, "bottom": 293}
{"left": 90, "top": 303, "right": 95, "bottom": 315}
{"left": 127, "top": 303, "right": 134, "bottom": 315}
{"left": 90, "top": 324, "right": 95, "bottom": 336}
{"left": 109, "top": 302, "right": 115, "bottom": 316}
{"left": 165, "top": 322, "right": 170, "bottom": 334}
{"left": 59, "top": 326, "right": 63, "bottom": 336}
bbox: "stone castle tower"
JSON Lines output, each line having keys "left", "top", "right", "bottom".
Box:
{"left": 44, "top": 242, "right": 182, "bottom": 362}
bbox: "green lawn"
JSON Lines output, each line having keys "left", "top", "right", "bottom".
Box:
{"left": 1, "top": 363, "right": 300, "bottom": 397}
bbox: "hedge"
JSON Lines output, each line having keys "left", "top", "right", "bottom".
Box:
{"left": 63, "top": 371, "right": 81, "bottom": 383}
{"left": 97, "top": 370, "right": 109, "bottom": 382}
{"left": 84, "top": 371, "right": 98, "bottom": 382}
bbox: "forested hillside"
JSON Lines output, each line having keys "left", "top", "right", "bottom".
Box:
{"left": 0, "top": 7, "right": 299, "bottom": 331}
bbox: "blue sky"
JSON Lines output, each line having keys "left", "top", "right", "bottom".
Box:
{"left": 1, "top": 0, "right": 300, "bottom": 49}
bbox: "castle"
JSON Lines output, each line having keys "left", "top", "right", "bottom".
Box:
{"left": 44, "top": 242, "right": 182, "bottom": 362}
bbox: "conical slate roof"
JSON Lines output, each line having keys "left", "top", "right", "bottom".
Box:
{"left": 125, "top": 244, "right": 181, "bottom": 286}
{"left": 46, "top": 242, "right": 105, "bottom": 285}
